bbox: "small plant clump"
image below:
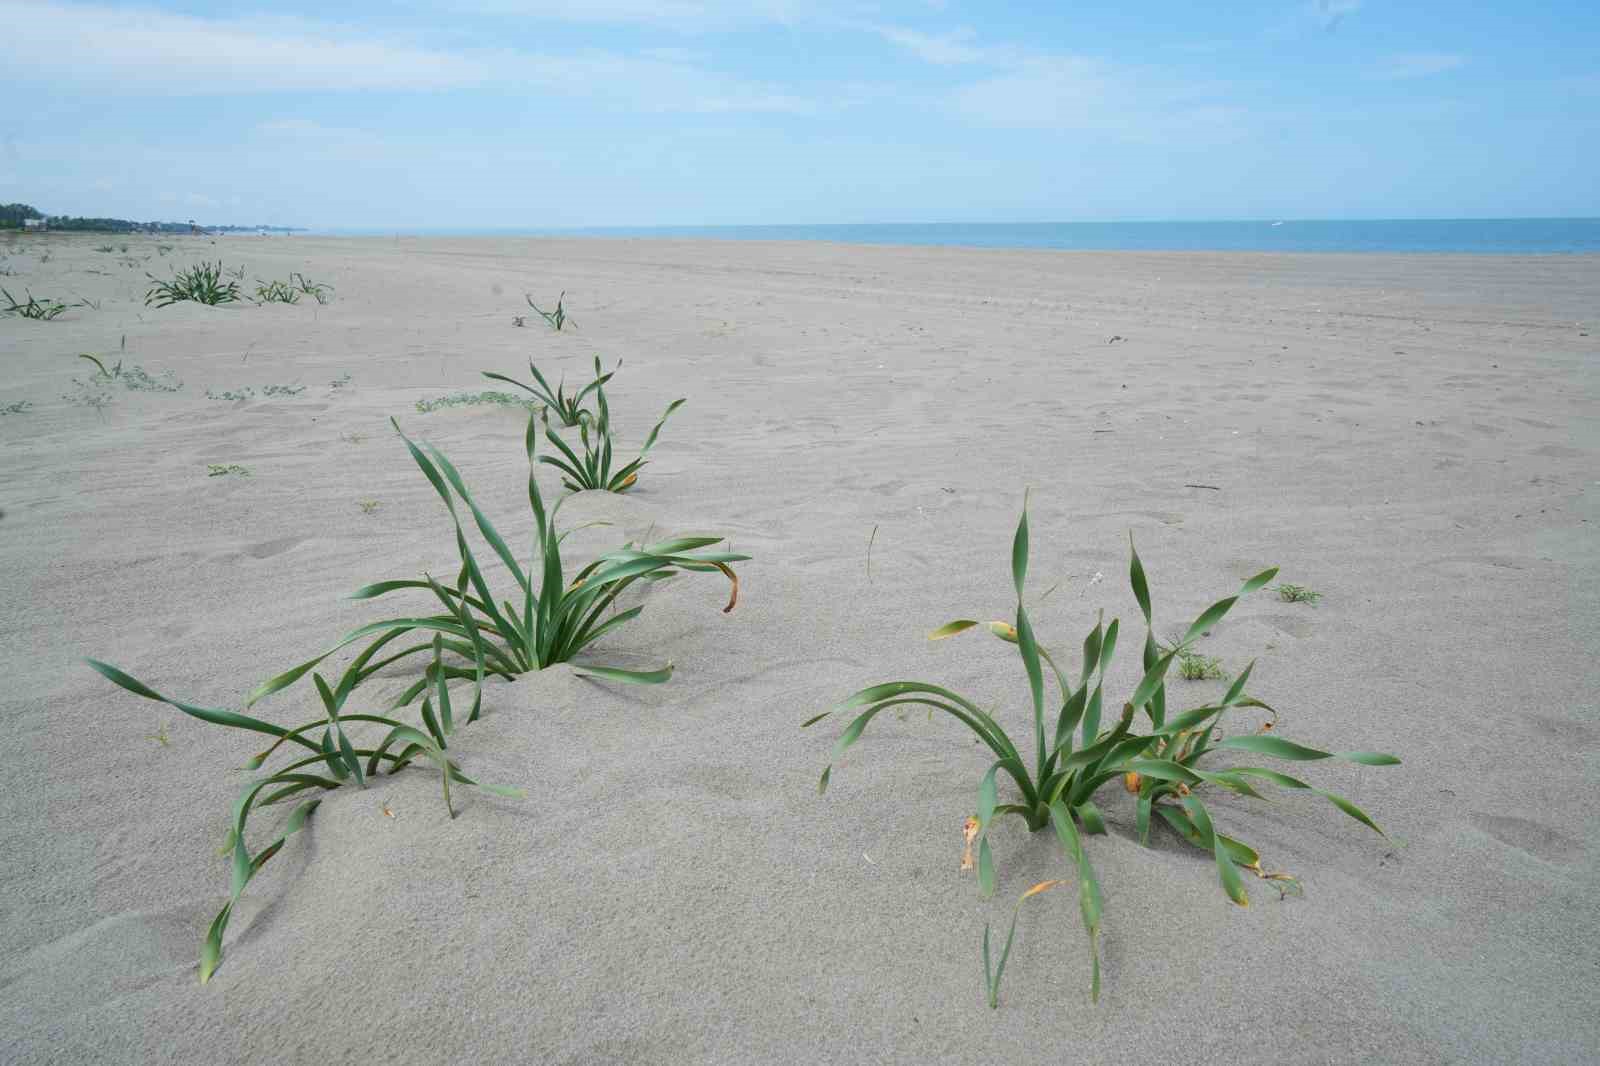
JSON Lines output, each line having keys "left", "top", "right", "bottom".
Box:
{"left": 806, "top": 499, "right": 1398, "bottom": 1007}
{"left": 1175, "top": 647, "right": 1228, "bottom": 681}
{"left": 2, "top": 287, "right": 68, "bottom": 320}
{"left": 483, "top": 355, "right": 618, "bottom": 428}
{"left": 1, "top": 399, "right": 31, "bottom": 415}
{"left": 526, "top": 291, "right": 572, "bottom": 331}
{"left": 145, "top": 261, "right": 242, "bottom": 307}
{"left": 255, "top": 273, "right": 332, "bottom": 305}
{"left": 206, "top": 464, "right": 250, "bottom": 477}
{"left": 540, "top": 381, "right": 684, "bottom": 493}
{"left": 1275, "top": 583, "right": 1322, "bottom": 605}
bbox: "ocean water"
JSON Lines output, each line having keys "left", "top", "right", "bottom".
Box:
{"left": 339, "top": 218, "right": 1600, "bottom": 254}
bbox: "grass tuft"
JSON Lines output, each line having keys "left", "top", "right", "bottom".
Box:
{"left": 145, "top": 261, "right": 242, "bottom": 307}
{"left": 206, "top": 464, "right": 250, "bottom": 477}
{"left": 2, "top": 286, "right": 68, "bottom": 320}
{"left": 1275, "top": 583, "right": 1322, "bottom": 605}
{"left": 806, "top": 500, "right": 1398, "bottom": 1007}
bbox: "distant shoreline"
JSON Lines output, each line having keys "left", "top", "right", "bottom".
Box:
{"left": 297, "top": 217, "right": 1600, "bottom": 255}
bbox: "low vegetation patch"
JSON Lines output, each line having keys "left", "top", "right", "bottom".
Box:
{"left": 1, "top": 399, "right": 31, "bottom": 415}
{"left": 145, "top": 261, "right": 242, "bottom": 307}
{"left": 206, "top": 464, "right": 250, "bottom": 477}
{"left": 414, "top": 390, "right": 533, "bottom": 414}
{"left": 2, "top": 287, "right": 68, "bottom": 320}
{"left": 1275, "top": 583, "right": 1322, "bottom": 605}
{"left": 806, "top": 500, "right": 1398, "bottom": 1007}
{"left": 254, "top": 273, "right": 333, "bottom": 305}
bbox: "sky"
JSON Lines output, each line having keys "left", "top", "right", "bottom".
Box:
{"left": 3, "top": 0, "right": 1598, "bottom": 229}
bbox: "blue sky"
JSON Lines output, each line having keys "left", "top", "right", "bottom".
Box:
{"left": 4, "top": 0, "right": 1597, "bottom": 228}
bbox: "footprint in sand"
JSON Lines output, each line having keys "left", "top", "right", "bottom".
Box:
{"left": 242, "top": 535, "right": 304, "bottom": 560}
{"left": 1468, "top": 813, "right": 1582, "bottom": 865}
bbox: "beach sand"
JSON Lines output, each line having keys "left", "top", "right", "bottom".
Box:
{"left": 2, "top": 235, "right": 1597, "bottom": 1064}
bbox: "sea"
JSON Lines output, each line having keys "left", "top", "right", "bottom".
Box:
{"left": 323, "top": 218, "right": 1600, "bottom": 255}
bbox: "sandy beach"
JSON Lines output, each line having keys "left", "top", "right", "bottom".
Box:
{"left": 2, "top": 234, "right": 1597, "bottom": 1064}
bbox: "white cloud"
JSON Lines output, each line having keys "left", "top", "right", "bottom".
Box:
{"left": 0, "top": 0, "right": 819, "bottom": 111}
{"left": 874, "top": 26, "right": 990, "bottom": 66}
{"left": 1370, "top": 53, "right": 1468, "bottom": 80}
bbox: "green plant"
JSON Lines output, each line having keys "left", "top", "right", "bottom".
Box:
{"left": 359, "top": 499, "right": 380, "bottom": 514}
{"left": 414, "top": 390, "right": 533, "bottom": 414}
{"left": 526, "top": 291, "right": 572, "bottom": 331}
{"left": 1, "top": 400, "right": 31, "bottom": 415}
{"left": 248, "top": 411, "right": 748, "bottom": 703}
{"left": 254, "top": 278, "right": 300, "bottom": 304}
{"left": 157, "top": 244, "right": 174, "bottom": 255}
{"left": 2, "top": 287, "right": 67, "bottom": 320}
{"left": 85, "top": 647, "right": 522, "bottom": 982}
{"left": 261, "top": 383, "right": 305, "bottom": 397}
{"left": 95, "top": 244, "right": 115, "bottom": 253}
{"left": 145, "top": 261, "right": 242, "bottom": 307}
{"left": 255, "top": 273, "right": 332, "bottom": 305}
{"left": 482, "top": 355, "right": 617, "bottom": 428}
{"left": 207, "top": 464, "right": 250, "bottom": 477}
{"left": 540, "top": 383, "right": 684, "bottom": 493}
{"left": 805, "top": 499, "right": 1398, "bottom": 1007}
{"left": 206, "top": 387, "right": 255, "bottom": 402}
{"left": 1174, "top": 647, "right": 1227, "bottom": 681}
{"left": 1275, "top": 583, "right": 1322, "bottom": 605}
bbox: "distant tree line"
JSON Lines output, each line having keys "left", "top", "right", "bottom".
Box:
{"left": 1, "top": 202, "right": 298, "bottom": 233}
{"left": 1, "top": 203, "right": 44, "bottom": 228}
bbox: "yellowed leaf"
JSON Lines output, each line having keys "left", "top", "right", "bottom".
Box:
{"left": 960, "top": 816, "right": 980, "bottom": 871}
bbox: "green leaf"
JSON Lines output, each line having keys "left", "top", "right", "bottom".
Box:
{"left": 1129, "top": 534, "right": 1152, "bottom": 623}
{"left": 929, "top": 619, "right": 980, "bottom": 640}
{"left": 572, "top": 662, "right": 673, "bottom": 685}
{"left": 1183, "top": 794, "right": 1249, "bottom": 906}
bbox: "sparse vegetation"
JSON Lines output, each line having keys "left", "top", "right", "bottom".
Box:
{"left": 526, "top": 291, "right": 572, "bottom": 331}
{"left": 539, "top": 382, "right": 684, "bottom": 493}
{"left": 483, "top": 355, "right": 617, "bottom": 428}
{"left": 2, "top": 287, "right": 68, "bottom": 320}
{"left": 206, "top": 464, "right": 250, "bottom": 477}
{"left": 254, "top": 273, "right": 332, "bottom": 305}
{"left": 806, "top": 500, "right": 1398, "bottom": 1006}
{"left": 359, "top": 499, "right": 380, "bottom": 514}
{"left": 77, "top": 354, "right": 182, "bottom": 393}
{"left": 145, "top": 261, "right": 242, "bottom": 307}
{"left": 1275, "top": 583, "right": 1322, "bottom": 605}
{"left": 1, "top": 400, "right": 31, "bottom": 415}
{"left": 413, "top": 390, "right": 533, "bottom": 414}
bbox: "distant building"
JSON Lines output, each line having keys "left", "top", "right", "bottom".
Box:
{"left": 23, "top": 218, "right": 45, "bottom": 230}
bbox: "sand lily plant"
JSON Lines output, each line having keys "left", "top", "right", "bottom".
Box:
{"left": 483, "top": 354, "right": 617, "bottom": 428}
{"left": 540, "top": 382, "right": 684, "bottom": 493}
{"left": 806, "top": 498, "right": 1398, "bottom": 1007}
{"left": 86, "top": 411, "right": 744, "bottom": 982}
{"left": 248, "top": 409, "right": 746, "bottom": 705}
{"left": 146, "top": 261, "right": 242, "bottom": 306}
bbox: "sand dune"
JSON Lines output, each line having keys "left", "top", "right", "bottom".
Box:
{"left": 2, "top": 234, "right": 1597, "bottom": 1064}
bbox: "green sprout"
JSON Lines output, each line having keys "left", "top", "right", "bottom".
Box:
{"left": 526, "top": 290, "right": 572, "bottom": 331}
{"left": 1275, "top": 583, "right": 1322, "bottom": 605}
